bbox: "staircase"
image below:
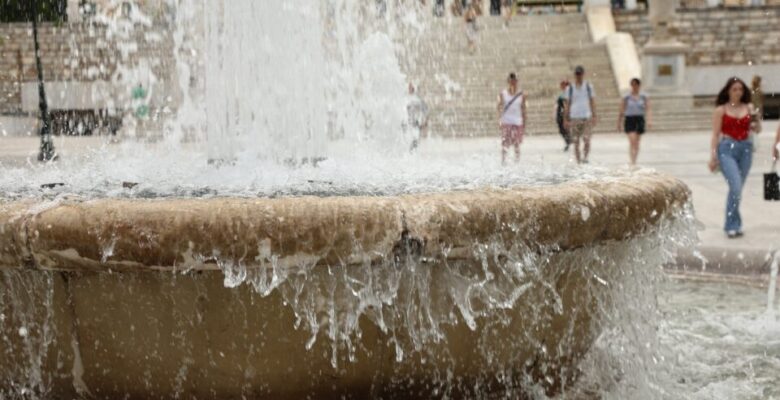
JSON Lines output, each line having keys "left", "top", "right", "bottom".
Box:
{"left": 405, "top": 13, "right": 711, "bottom": 138}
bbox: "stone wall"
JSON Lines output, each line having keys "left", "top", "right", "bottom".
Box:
{"left": 614, "top": 6, "right": 780, "bottom": 66}
{"left": 678, "top": 0, "right": 780, "bottom": 7}
{"left": 0, "top": 21, "right": 174, "bottom": 117}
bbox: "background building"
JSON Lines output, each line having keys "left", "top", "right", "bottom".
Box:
{"left": 0, "top": 0, "right": 778, "bottom": 138}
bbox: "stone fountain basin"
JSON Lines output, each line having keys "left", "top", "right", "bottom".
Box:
{"left": 0, "top": 173, "right": 689, "bottom": 399}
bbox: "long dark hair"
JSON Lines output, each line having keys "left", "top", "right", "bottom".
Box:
{"left": 716, "top": 77, "right": 751, "bottom": 106}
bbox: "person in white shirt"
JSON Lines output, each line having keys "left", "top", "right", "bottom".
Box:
{"left": 618, "top": 78, "right": 652, "bottom": 166}
{"left": 497, "top": 72, "right": 527, "bottom": 164}
{"left": 406, "top": 83, "right": 429, "bottom": 151}
{"left": 563, "top": 66, "right": 598, "bottom": 164}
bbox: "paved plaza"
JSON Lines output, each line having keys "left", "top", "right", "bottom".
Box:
{"left": 419, "top": 124, "right": 780, "bottom": 275}
{"left": 1, "top": 123, "right": 779, "bottom": 274}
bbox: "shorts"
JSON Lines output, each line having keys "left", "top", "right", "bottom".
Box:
{"left": 624, "top": 115, "right": 645, "bottom": 134}
{"left": 569, "top": 119, "right": 592, "bottom": 140}
{"left": 501, "top": 124, "right": 524, "bottom": 146}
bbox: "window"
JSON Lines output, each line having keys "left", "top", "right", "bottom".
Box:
{"left": 0, "top": 0, "right": 68, "bottom": 23}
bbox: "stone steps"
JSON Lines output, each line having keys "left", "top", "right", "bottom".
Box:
{"left": 403, "top": 13, "right": 712, "bottom": 137}
{"left": 426, "top": 102, "right": 712, "bottom": 137}
{"left": 403, "top": 13, "right": 625, "bottom": 138}
{"left": 427, "top": 122, "right": 712, "bottom": 137}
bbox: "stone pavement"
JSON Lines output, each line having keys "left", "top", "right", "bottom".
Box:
{"left": 1, "top": 124, "right": 779, "bottom": 274}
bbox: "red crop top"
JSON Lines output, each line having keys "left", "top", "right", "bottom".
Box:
{"left": 722, "top": 113, "right": 751, "bottom": 141}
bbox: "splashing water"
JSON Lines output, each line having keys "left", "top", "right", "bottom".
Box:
{"left": 6, "top": 1, "right": 772, "bottom": 398}
{"left": 0, "top": 273, "right": 56, "bottom": 398}
{"left": 768, "top": 251, "right": 779, "bottom": 316}
{"left": 195, "top": 0, "right": 412, "bottom": 162}
{"left": 1, "top": 206, "right": 701, "bottom": 398}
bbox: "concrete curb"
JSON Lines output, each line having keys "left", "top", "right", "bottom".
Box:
{"left": 670, "top": 246, "right": 780, "bottom": 287}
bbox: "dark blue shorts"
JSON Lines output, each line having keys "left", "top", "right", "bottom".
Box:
{"left": 624, "top": 116, "right": 646, "bottom": 134}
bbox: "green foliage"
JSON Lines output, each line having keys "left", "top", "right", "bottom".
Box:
{"left": 0, "top": 0, "right": 67, "bottom": 23}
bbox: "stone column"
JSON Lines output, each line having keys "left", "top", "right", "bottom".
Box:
{"left": 642, "top": 0, "right": 689, "bottom": 96}
{"left": 67, "top": 0, "right": 82, "bottom": 22}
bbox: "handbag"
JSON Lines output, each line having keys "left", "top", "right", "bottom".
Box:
{"left": 765, "top": 161, "right": 780, "bottom": 201}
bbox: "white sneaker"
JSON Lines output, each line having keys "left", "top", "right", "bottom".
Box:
{"left": 726, "top": 230, "right": 742, "bottom": 239}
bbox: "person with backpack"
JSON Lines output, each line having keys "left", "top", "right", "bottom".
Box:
{"left": 563, "top": 66, "right": 597, "bottom": 164}
{"left": 554, "top": 80, "right": 571, "bottom": 152}
{"left": 497, "top": 72, "right": 527, "bottom": 164}
{"left": 618, "top": 78, "right": 652, "bottom": 166}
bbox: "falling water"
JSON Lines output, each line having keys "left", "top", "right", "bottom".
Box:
{"left": 2, "top": 1, "right": 777, "bottom": 399}
{"left": 199, "top": 1, "right": 411, "bottom": 162}
{"left": 768, "top": 251, "right": 779, "bottom": 316}
{"left": 0, "top": 272, "right": 56, "bottom": 398}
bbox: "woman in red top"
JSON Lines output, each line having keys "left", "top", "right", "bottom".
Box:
{"left": 709, "top": 78, "right": 762, "bottom": 238}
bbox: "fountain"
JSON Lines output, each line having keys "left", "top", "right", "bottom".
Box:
{"left": 0, "top": 1, "right": 697, "bottom": 398}
{"left": 769, "top": 251, "right": 779, "bottom": 316}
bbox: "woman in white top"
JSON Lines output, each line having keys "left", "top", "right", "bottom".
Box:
{"left": 618, "top": 78, "right": 652, "bottom": 166}
{"left": 497, "top": 72, "right": 527, "bottom": 165}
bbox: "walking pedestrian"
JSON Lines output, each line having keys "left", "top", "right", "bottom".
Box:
{"left": 451, "top": 0, "right": 463, "bottom": 16}
{"left": 497, "top": 72, "right": 526, "bottom": 164}
{"left": 502, "top": 0, "right": 513, "bottom": 27}
{"left": 774, "top": 123, "right": 780, "bottom": 162}
{"left": 464, "top": 4, "right": 479, "bottom": 53}
{"left": 407, "top": 83, "right": 429, "bottom": 152}
{"left": 751, "top": 75, "right": 764, "bottom": 152}
{"left": 554, "top": 80, "right": 571, "bottom": 151}
{"left": 751, "top": 75, "right": 764, "bottom": 120}
{"left": 491, "top": 0, "right": 502, "bottom": 15}
{"left": 708, "top": 77, "right": 762, "bottom": 238}
{"left": 563, "top": 66, "right": 597, "bottom": 164}
{"left": 618, "top": 78, "right": 651, "bottom": 166}
{"left": 434, "top": 0, "right": 445, "bottom": 16}
{"left": 612, "top": 0, "right": 626, "bottom": 9}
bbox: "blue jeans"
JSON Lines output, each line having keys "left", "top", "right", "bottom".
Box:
{"left": 718, "top": 138, "right": 753, "bottom": 232}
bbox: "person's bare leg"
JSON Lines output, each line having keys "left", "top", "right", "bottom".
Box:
{"left": 582, "top": 123, "right": 592, "bottom": 163}
{"left": 628, "top": 132, "right": 639, "bottom": 165}
{"left": 514, "top": 143, "right": 520, "bottom": 163}
{"left": 635, "top": 135, "right": 641, "bottom": 165}
{"left": 572, "top": 130, "right": 582, "bottom": 163}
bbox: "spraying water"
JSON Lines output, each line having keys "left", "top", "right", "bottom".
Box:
{"left": 4, "top": 1, "right": 776, "bottom": 399}
{"left": 768, "top": 251, "right": 779, "bottom": 316}
{"left": 198, "top": 1, "right": 411, "bottom": 162}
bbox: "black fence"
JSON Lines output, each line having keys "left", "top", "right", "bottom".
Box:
{"left": 0, "top": 0, "right": 67, "bottom": 23}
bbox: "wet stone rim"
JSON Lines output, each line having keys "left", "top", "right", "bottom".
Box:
{"left": 0, "top": 173, "right": 690, "bottom": 273}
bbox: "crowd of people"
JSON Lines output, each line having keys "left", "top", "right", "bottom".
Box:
{"left": 500, "top": 65, "right": 606, "bottom": 165}
{"left": 405, "top": 67, "right": 779, "bottom": 240}
{"left": 399, "top": 2, "right": 780, "bottom": 241}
